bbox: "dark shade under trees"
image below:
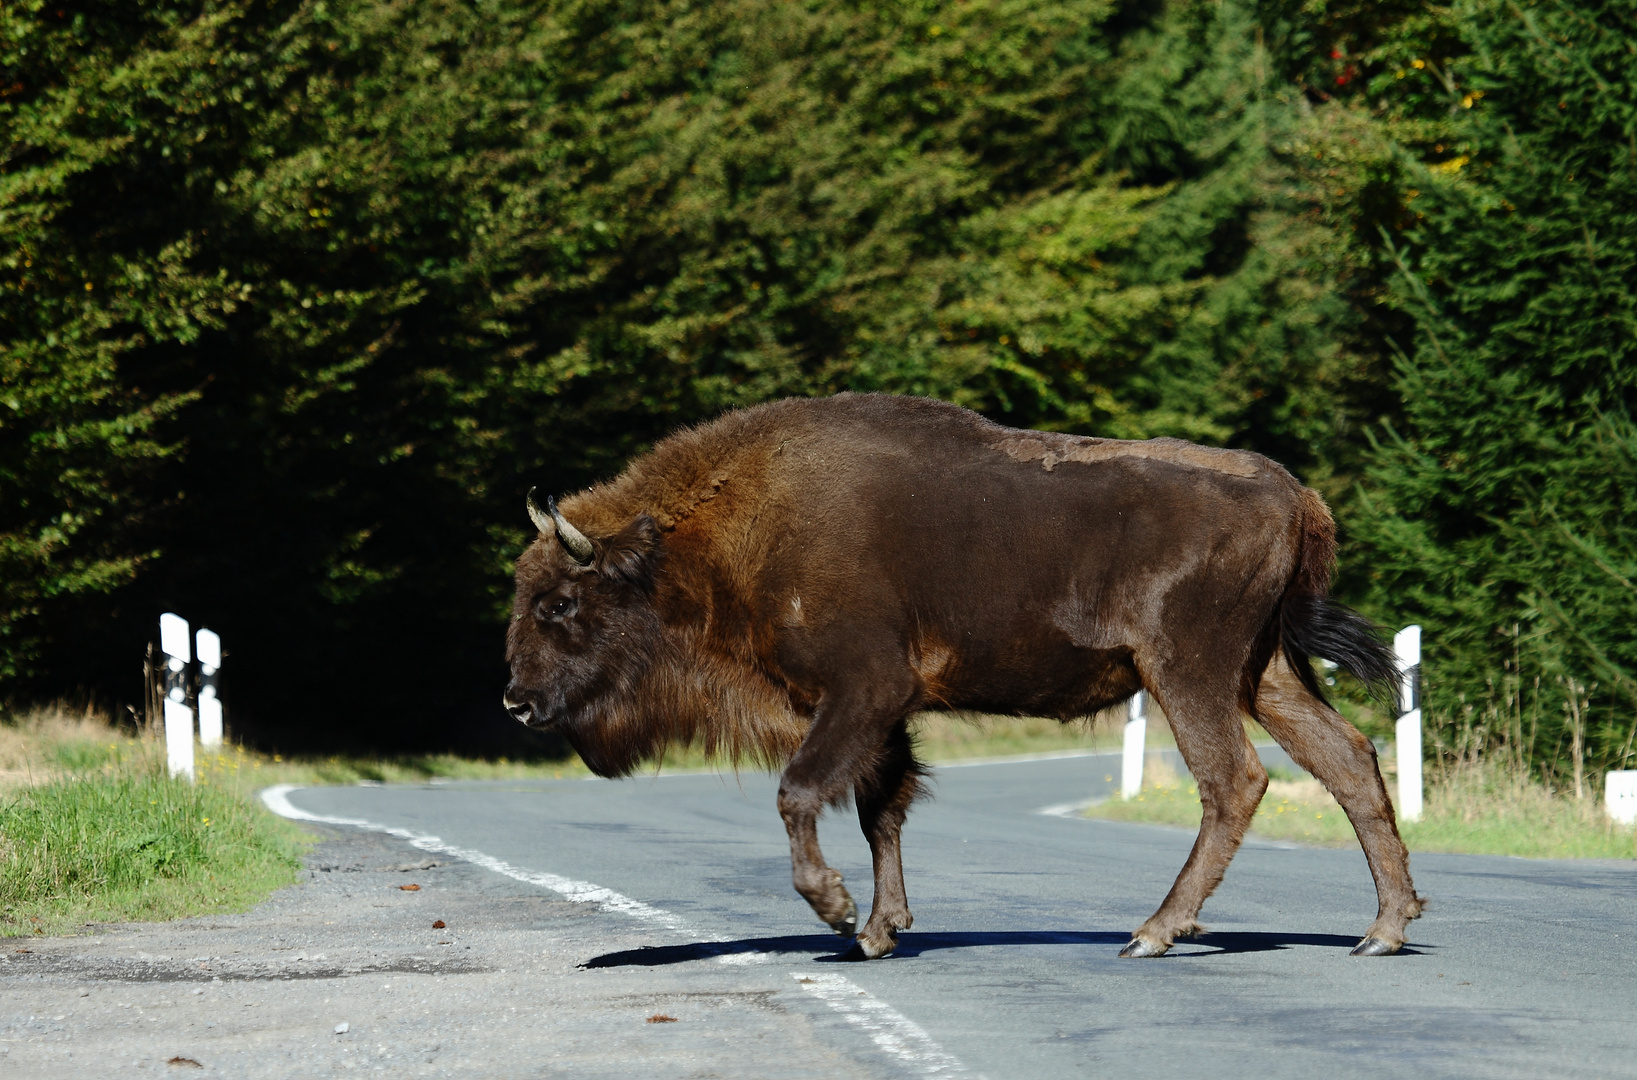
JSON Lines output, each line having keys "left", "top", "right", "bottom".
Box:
{"left": 3, "top": 0, "right": 1632, "bottom": 781}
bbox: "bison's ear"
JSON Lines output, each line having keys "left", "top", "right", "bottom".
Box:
{"left": 595, "top": 514, "right": 662, "bottom": 591}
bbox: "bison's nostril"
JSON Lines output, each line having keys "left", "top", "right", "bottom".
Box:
{"left": 503, "top": 694, "right": 533, "bottom": 724}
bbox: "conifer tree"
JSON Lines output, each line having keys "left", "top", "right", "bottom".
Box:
{"left": 1353, "top": 0, "right": 1637, "bottom": 779}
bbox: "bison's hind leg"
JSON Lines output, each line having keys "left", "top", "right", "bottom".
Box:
{"left": 1253, "top": 654, "right": 1424, "bottom": 955}
{"left": 1124, "top": 678, "right": 1269, "bottom": 958}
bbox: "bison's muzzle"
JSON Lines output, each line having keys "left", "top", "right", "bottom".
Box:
{"left": 502, "top": 690, "right": 533, "bottom": 725}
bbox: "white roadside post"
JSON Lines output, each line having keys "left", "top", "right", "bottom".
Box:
{"left": 196, "top": 628, "right": 223, "bottom": 750}
{"left": 1606, "top": 771, "right": 1637, "bottom": 826}
{"left": 1122, "top": 690, "right": 1147, "bottom": 800}
{"left": 1394, "top": 625, "right": 1422, "bottom": 823}
{"left": 159, "top": 612, "right": 195, "bottom": 781}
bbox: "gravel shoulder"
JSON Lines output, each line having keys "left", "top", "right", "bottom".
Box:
{"left": 0, "top": 822, "right": 876, "bottom": 1078}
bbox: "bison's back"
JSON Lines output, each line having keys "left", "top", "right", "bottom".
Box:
{"left": 712, "top": 396, "right": 1308, "bottom": 716}
{"left": 754, "top": 393, "right": 1302, "bottom": 563}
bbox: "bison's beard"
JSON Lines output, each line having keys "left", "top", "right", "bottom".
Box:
{"left": 536, "top": 643, "right": 675, "bottom": 779}
{"left": 563, "top": 651, "right": 813, "bottom": 777}
{"left": 554, "top": 707, "right": 667, "bottom": 779}
{"left": 515, "top": 629, "right": 810, "bottom": 779}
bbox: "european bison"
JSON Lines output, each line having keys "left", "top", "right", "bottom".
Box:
{"left": 505, "top": 394, "right": 1422, "bottom": 959}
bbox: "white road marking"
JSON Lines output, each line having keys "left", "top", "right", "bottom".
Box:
{"left": 1035, "top": 797, "right": 1104, "bottom": 818}
{"left": 260, "top": 784, "right": 974, "bottom": 1075}
{"left": 259, "top": 784, "right": 688, "bottom": 932}
{"left": 791, "top": 972, "right": 970, "bottom": 1076}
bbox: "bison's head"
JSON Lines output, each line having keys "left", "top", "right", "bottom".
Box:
{"left": 504, "top": 489, "right": 666, "bottom": 776}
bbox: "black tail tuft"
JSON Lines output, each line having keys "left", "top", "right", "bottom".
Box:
{"left": 1281, "top": 592, "right": 1399, "bottom": 705}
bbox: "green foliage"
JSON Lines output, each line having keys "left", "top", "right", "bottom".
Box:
{"left": 1353, "top": 0, "right": 1637, "bottom": 781}
{"left": 0, "top": 1, "right": 214, "bottom": 681}
{"left": 6, "top": 0, "right": 1631, "bottom": 782}
{"left": 2, "top": 0, "right": 1394, "bottom": 749}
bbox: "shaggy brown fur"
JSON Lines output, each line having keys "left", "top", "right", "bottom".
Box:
{"left": 505, "top": 394, "right": 1421, "bottom": 959}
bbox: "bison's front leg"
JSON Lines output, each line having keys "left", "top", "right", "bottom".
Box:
{"left": 777, "top": 668, "right": 917, "bottom": 949}
{"left": 778, "top": 790, "right": 858, "bottom": 937}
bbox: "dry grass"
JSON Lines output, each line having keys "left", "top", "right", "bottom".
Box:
{"left": 0, "top": 703, "right": 146, "bottom": 790}
{"left": 0, "top": 704, "right": 599, "bottom": 793}
{"left": 1086, "top": 755, "right": 1636, "bottom": 859}
{"left": 1408, "top": 758, "right": 1635, "bottom": 859}
{"left": 0, "top": 702, "right": 623, "bottom": 935}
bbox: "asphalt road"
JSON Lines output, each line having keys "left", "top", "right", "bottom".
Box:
{"left": 272, "top": 752, "right": 1637, "bottom": 1080}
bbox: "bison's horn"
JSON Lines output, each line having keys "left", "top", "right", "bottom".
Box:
{"left": 526, "top": 487, "right": 554, "bottom": 535}
{"left": 526, "top": 487, "right": 595, "bottom": 565}
{"left": 548, "top": 496, "right": 596, "bottom": 564}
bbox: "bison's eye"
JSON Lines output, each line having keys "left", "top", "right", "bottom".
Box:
{"left": 534, "top": 594, "right": 578, "bottom": 623}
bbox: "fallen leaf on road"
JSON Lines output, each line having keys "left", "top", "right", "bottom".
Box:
{"left": 399, "top": 884, "right": 420, "bottom": 891}
{"left": 647, "top": 1014, "right": 679, "bottom": 1024}
{"left": 432, "top": 920, "right": 445, "bottom": 929}
{"left": 166, "top": 1057, "right": 203, "bottom": 1068}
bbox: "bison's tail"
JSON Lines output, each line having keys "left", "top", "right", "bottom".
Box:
{"left": 1279, "top": 488, "right": 1399, "bottom": 704}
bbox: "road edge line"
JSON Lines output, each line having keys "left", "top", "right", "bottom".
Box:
{"left": 258, "top": 784, "right": 689, "bottom": 931}
{"left": 260, "top": 785, "right": 977, "bottom": 1077}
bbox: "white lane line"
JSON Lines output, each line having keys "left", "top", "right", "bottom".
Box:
{"left": 259, "top": 783, "right": 688, "bottom": 932}
{"left": 261, "top": 785, "right": 974, "bottom": 1074}
{"left": 1036, "top": 797, "right": 1104, "bottom": 818}
{"left": 792, "top": 972, "right": 970, "bottom": 1076}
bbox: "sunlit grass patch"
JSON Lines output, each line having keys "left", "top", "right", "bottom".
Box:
{"left": 1405, "top": 762, "right": 1635, "bottom": 859}
{"left": 0, "top": 703, "right": 616, "bottom": 935}
{"left": 1084, "top": 758, "right": 1637, "bottom": 859}
{"left": 0, "top": 707, "right": 311, "bottom": 935}
{"left": 0, "top": 771, "right": 309, "bottom": 936}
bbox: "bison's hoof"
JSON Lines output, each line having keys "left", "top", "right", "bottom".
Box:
{"left": 1118, "top": 937, "right": 1170, "bottom": 959}
{"left": 855, "top": 929, "right": 899, "bottom": 960}
{"left": 1349, "top": 936, "right": 1400, "bottom": 957}
{"left": 827, "top": 897, "right": 858, "bottom": 937}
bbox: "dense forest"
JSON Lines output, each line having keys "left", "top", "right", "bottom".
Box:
{"left": 2, "top": 0, "right": 1633, "bottom": 780}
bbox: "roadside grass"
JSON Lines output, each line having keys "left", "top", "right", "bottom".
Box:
{"left": 1085, "top": 757, "right": 1637, "bottom": 860}
{"left": 0, "top": 707, "right": 311, "bottom": 937}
